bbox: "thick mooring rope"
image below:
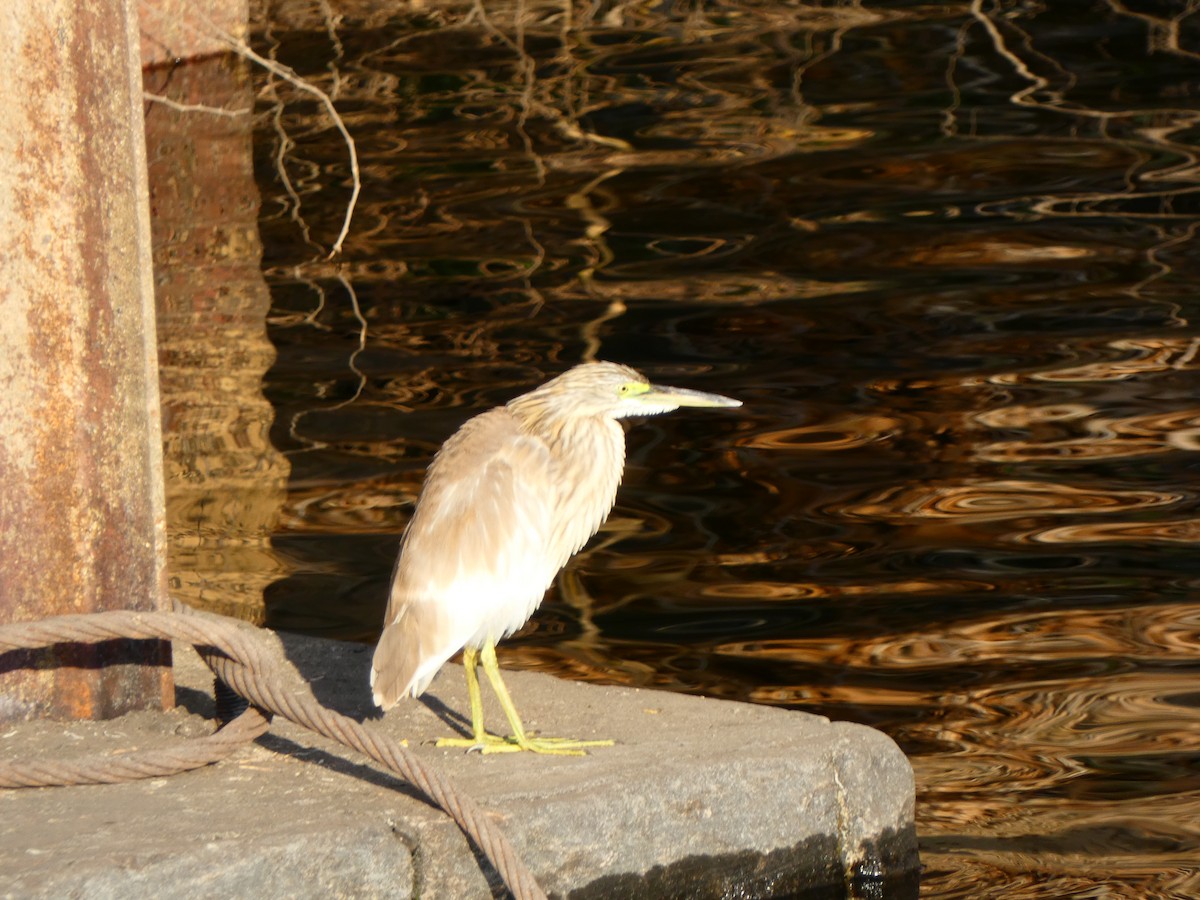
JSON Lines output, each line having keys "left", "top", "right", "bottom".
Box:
{"left": 0, "top": 606, "right": 546, "bottom": 900}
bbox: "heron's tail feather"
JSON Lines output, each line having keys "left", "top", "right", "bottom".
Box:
{"left": 370, "top": 601, "right": 458, "bottom": 709}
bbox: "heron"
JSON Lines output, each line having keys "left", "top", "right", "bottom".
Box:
{"left": 371, "top": 361, "right": 741, "bottom": 754}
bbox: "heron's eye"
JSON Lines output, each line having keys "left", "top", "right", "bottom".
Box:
{"left": 618, "top": 383, "right": 633, "bottom": 395}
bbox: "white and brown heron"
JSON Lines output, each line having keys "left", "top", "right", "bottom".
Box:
{"left": 371, "top": 361, "right": 741, "bottom": 754}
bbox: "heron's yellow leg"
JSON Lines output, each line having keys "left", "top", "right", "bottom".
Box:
{"left": 438, "top": 641, "right": 614, "bottom": 756}
{"left": 435, "top": 646, "right": 494, "bottom": 747}
{"left": 461, "top": 645, "right": 489, "bottom": 742}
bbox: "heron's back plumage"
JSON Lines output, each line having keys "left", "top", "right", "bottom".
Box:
{"left": 371, "top": 399, "right": 625, "bottom": 708}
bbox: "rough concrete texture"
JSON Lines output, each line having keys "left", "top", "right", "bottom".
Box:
{"left": 0, "top": 634, "right": 918, "bottom": 898}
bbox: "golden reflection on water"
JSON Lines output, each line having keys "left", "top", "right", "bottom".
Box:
{"left": 843, "top": 480, "right": 1183, "bottom": 522}
{"left": 146, "top": 55, "right": 292, "bottom": 622}
{"left": 977, "top": 405, "right": 1200, "bottom": 463}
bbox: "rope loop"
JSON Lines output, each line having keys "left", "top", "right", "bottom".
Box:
{"left": 0, "top": 605, "right": 546, "bottom": 900}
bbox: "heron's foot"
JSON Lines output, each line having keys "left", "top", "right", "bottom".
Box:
{"left": 436, "top": 732, "right": 614, "bottom": 756}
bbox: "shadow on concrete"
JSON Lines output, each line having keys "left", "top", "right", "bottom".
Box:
{"left": 275, "top": 630, "right": 377, "bottom": 717}
{"left": 270, "top": 628, "right": 475, "bottom": 740}
{"left": 416, "top": 691, "right": 473, "bottom": 737}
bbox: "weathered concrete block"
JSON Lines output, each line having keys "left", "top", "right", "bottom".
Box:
{"left": 0, "top": 634, "right": 917, "bottom": 898}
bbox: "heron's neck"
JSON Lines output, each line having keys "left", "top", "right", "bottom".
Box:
{"left": 508, "top": 397, "right": 627, "bottom": 561}
{"left": 508, "top": 397, "right": 620, "bottom": 450}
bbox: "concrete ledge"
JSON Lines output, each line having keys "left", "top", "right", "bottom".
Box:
{"left": 0, "top": 633, "right": 917, "bottom": 898}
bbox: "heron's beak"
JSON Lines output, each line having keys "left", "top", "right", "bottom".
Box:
{"left": 641, "top": 384, "right": 742, "bottom": 409}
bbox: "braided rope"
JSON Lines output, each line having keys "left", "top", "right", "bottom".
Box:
{"left": 0, "top": 705, "right": 270, "bottom": 786}
{"left": 0, "top": 607, "right": 546, "bottom": 900}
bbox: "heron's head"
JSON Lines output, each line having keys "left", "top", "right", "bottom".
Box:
{"left": 514, "top": 361, "right": 742, "bottom": 422}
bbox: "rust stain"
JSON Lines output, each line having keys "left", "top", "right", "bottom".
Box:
{"left": 0, "top": 0, "right": 169, "bottom": 721}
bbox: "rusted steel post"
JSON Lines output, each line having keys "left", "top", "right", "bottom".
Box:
{"left": 0, "top": 0, "right": 172, "bottom": 719}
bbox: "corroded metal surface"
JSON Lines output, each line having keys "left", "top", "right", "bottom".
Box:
{"left": 0, "top": 0, "right": 171, "bottom": 719}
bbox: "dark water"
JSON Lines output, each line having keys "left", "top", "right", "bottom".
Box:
{"left": 214, "top": 1, "right": 1200, "bottom": 896}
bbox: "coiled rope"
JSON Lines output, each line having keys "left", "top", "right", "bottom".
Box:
{"left": 0, "top": 604, "right": 546, "bottom": 900}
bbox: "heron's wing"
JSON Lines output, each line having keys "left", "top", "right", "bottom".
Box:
{"left": 371, "top": 409, "right": 558, "bottom": 707}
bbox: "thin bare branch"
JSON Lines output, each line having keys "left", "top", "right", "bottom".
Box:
{"left": 139, "top": 1, "right": 361, "bottom": 258}
{"left": 142, "top": 90, "right": 250, "bottom": 117}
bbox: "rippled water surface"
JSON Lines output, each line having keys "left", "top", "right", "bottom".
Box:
{"left": 170, "top": 1, "right": 1200, "bottom": 896}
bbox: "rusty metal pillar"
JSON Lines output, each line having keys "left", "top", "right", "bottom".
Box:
{"left": 0, "top": 0, "right": 172, "bottom": 719}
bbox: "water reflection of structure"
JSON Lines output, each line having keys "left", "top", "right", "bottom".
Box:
{"left": 145, "top": 57, "right": 291, "bottom": 621}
